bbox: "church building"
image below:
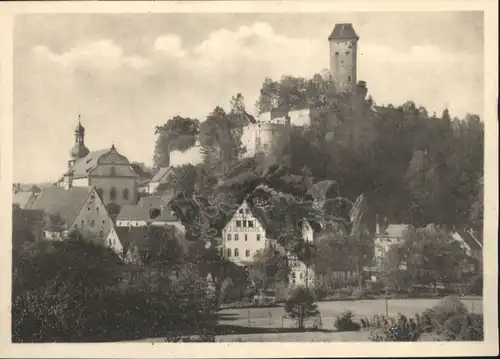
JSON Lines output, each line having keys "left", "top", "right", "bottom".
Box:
{"left": 57, "top": 116, "right": 139, "bottom": 206}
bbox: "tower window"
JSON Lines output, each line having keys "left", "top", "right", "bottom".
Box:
{"left": 123, "top": 188, "right": 129, "bottom": 200}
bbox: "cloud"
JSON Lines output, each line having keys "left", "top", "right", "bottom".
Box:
{"left": 154, "top": 35, "right": 186, "bottom": 58}
{"left": 33, "top": 39, "right": 148, "bottom": 71}
{"left": 15, "top": 21, "right": 483, "bottom": 183}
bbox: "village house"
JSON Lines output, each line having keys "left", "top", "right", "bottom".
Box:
{"left": 220, "top": 199, "right": 317, "bottom": 290}
{"left": 13, "top": 191, "right": 37, "bottom": 210}
{"left": 147, "top": 167, "right": 175, "bottom": 194}
{"left": 373, "top": 222, "right": 410, "bottom": 273}
{"left": 115, "top": 193, "right": 184, "bottom": 232}
{"left": 451, "top": 229, "right": 483, "bottom": 274}
{"left": 30, "top": 177, "right": 119, "bottom": 253}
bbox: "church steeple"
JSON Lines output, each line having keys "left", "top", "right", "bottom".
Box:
{"left": 70, "top": 114, "right": 90, "bottom": 161}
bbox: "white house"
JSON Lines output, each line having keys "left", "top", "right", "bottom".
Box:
{"left": 220, "top": 199, "right": 316, "bottom": 289}
{"left": 105, "top": 226, "right": 125, "bottom": 256}
{"left": 148, "top": 167, "right": 174, "bottom": 194}
{"left": 373, "top": 223, "right": 410, "bottom": 271}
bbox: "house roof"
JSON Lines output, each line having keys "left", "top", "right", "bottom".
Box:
{"left": 455, "top": 230, "right": 482, "bottom": 251}
{"left": 328, "top": 23, "right": 359, "bottom": 41}
{"left": 381, "top": 224, "right": 409, "bottom": 239}
{"left": 13, "top": 191, "right": 35, "bottom": 209}
{"left": 130, "top": 163, "right": 153, "bottom": 180}
{"left": 117, "top": 193, "right": 178, "bottom": 222}
{"left": 150, "top": 167, "right": 172, "bottom": 183}
{"left": 31, "top": 186, "right": 94, "bottom": 228}
{"left": 115, "top": 226, "right": 149, "bottom": 253}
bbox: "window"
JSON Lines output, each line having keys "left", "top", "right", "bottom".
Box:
{"left": 239, "top": 209, "right": 244, "bottom": 214}
{"left": 291, "top": 272, "right": 296, "bottom": 279}
{"left": 257, "top": 234, "right": 261, "bottom": 241}
{"left": 88, "top": 206, "right": 91, "bottom": 211}
{"left": 227, "top": 249, "right": 231, "bottom": 257}
{"left": 341, "top": 60, "right": 344, "bottom": 65}
{"left": 236, "top": 220, "right": 242, "bottom": 227}
{"left": 248, "top": 221, "right": 253, "bottom": 228}
{"left": 335, "top": 51, "right": 339, "bottom": 56}
{"left": 96, "top": 207, "right": 99, "bottom": 212}
{"left": 102, "top": 220, "right": 105, "bottom": 224}
{"left": 243, "top": 221, "right": 247, "bottom": 228}
{"left": 244, "top": 234, "right": 248, "bottom": 241}
{"left": 227, "top": 234, "right": 231, "bottom": 241}
{"left": 99, "top": 230, "right": 104, "bottom": 237}
{"left": 110, "top": 187, "right": 117, "bottom": 201}
{"left": 345, "top": 51, "right": 350, "bottom": 55}
{"left": 81, "top": 220, "right": 84, "bottom": 226}
{"left": 235, "top": 248, "right": 239, "bottom": 257}
{"left": 300, "top": 273, "right": 304, "bottom": 279}
{"left": 123, "top": 188, "right": 129, "bottom": 200}
{"left": 246, "top": 250, "right": 250, "bottom": 257}
{"left": 110, "top": 167, "right": 116, "bottom": 176}
{"left": 91, "top": 220, "right": 95, "bottom": 227}
{"left": 235, "top": 234, "right": 239, "bottom": 241}
{"left": 245, "top": 209, "right": 250, "bottom": 214}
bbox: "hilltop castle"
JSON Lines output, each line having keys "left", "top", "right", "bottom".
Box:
{"left": 171, "top": 23, "right": 366, "bottom": 166}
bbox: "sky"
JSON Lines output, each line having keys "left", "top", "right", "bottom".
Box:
{"left": 13, "top": 12, "right": 484, "bottom": 183}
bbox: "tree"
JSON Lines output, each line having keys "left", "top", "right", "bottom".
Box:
{"left": 284, "top": 286, "right": 320, "bottom": 329}
{"left": 391, "top": 225, "right": 468, "bottom": 290}
{"left": 153, "top": 116, "right": 200, "bottom": 168}
{"left": 248, "top": 246, "right": 288, "bottom": 290}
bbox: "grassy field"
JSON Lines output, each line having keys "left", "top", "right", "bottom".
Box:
{"left": 215, "top": 297, "right": 483, "bottom": 342}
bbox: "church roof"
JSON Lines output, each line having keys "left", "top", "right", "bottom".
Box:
{"left": 31, "top": 186, "right": 94, "bottom": 228}
{"left": 69, "top": 149, "right": 111, "bottom": 179}
{"left": 328, "top": 23, "right": 359, "bottom": 40}
{"left": 117, "top": 193, "right": 178, "bottom": 222}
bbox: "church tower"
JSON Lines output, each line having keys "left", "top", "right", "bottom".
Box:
{"left": 69, "top": 115, "right": 90, "bottom": 168}
{"left": 328, "top": 23, "right": 359, "bottom": 93}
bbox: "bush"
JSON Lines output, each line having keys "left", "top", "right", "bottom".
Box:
{"left": 314, "top": 286, "right": 328, "bottom": 300}
{"left": 468, "top": 275, "right": 483, "bottom": 295}
{"left": 284, "top": 286, "right": 320, "bottom": 329}
{"left": 334, "top": 310, "right": 361, "bottom": 332}
{"left": 352, "top": 288, "right": 366, "bottom": 299}
{"left": 12, "top": 240, "right": 217, "bottom": 342}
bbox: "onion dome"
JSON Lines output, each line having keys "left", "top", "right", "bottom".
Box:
{"left": 75, "top": 115, "right": 85, "bottom": 134}
{"left": 70, "top": 143, "right": 90, "bottom": 159}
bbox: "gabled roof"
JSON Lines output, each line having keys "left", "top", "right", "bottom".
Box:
{"left": 13, "top": 191, "right": 35, "bottom": 209}
{"left": 150, "top": 167, "right": 172, "bottom": 183}
{"left": 31, "top": 186, "right": 94, "bottom": 228}
{"left": 454, "top": 230, "right": 482, "bottom": 251}
{"left": 328, "top": 23, "right": 359, "bottom": 40}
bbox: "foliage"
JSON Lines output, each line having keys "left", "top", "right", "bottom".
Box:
{"left": 248, "top": 246, "right": 289, "bottom": 290}
{"left": 12, "top": 239, "right": 218, "bottom": 342}
{"left": 369, "top": 313, "right": 421, "bottom": 341}
{"left": 468, "top": 274, "right": 483, "bottom": 295}
{"left": 381, "top": 225, "right": 467, "bottom": 289}
{"left": 153, "top": 116, "right": 200, "bottom": 168}
{"left": 334, "top": 310, "right": 361, "bottom": 332}
{"left": 284, "top": 286, "right": 320, "bottom": 329}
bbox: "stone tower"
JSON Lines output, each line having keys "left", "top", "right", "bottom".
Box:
{"left": 69, "top": 115, "right": 90, "bottom": 168}
{"left": 328, "top": 23, "right": 359, "bottom": 93}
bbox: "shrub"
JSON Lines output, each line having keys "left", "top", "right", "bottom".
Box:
{"left": 334, "top": 310, "right": 361, "bottom": 332}
{"left": 352, "top": 287, "right": 366, "bottom": 299}
{"left": 468, "top": 275, "right": 483, "bottom": 295}
{"left": 284, "top": 286, "right": 320, "bottom": 329}
{"left": 314, "top": 286, "right": 328, "bottom": 300}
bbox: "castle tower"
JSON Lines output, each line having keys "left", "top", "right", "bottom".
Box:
{"left": 328, "top": 23, "right": 359, "bottom": 93}
{"left": 69, "top": 114, "right": 90, "bottom": 168}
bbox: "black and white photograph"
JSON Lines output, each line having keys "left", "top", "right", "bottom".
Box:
{"left": 1, "top": 0, "right": 498, "bottom": 357}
